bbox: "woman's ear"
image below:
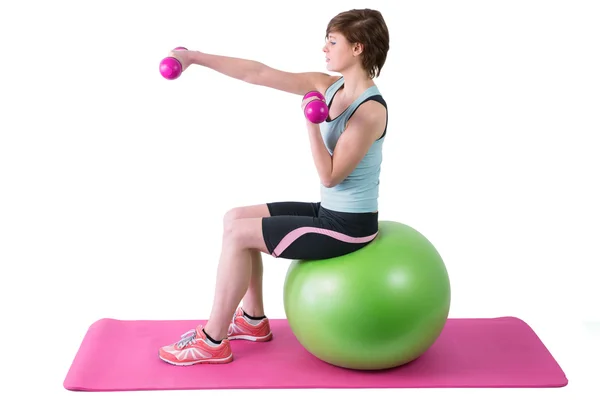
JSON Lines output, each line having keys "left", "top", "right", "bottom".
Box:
{"left": 353, "top": 42, "right": 364, "bottom": 56}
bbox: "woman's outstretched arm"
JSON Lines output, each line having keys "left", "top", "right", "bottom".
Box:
{"left": 173, "top": 50, "right": 336, "bottom": 96}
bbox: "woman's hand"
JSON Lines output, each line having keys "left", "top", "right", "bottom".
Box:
{"left": 166, "top": 49, "right": 196, "bottom": 74}
{"left": 300, "top": 95, "right": 324, "bottom": 124}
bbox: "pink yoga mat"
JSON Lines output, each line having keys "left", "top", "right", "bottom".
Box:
{"left": 63, "top": 317, "right": 567, "bottom": 391}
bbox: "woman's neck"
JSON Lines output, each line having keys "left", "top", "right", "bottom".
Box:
{"left": 340, "top": 65, "right": 374, "bottom": 99}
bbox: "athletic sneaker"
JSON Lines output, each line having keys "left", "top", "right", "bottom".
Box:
{"left": 158, "top": 325, "right": 233, "bottom": 366}
{"left": 227, "top": 307, "right": 273, "bottom": 342}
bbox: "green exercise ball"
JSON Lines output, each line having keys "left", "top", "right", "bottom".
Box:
{"left": 283, "top": 220, "right": 451, "bottom": 370}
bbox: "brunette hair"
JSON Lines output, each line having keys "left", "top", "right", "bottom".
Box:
{"left": 326, "top": 9, "right": 390, "bottom": 78}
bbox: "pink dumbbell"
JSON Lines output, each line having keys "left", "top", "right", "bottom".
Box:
{"left": 303, "top": 91, "right": 328, "bottom": 123}
{"left": 159, "top": 47, "right": 187, "bottom": 80}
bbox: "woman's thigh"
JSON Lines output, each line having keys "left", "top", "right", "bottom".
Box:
{"left": 222, "top": 202, "right": 322, "bottom": 255}
{"left": 261, "top": 213, "right": 378, "bottom": 260}
{"left": 225, "top": 202, "right": 320, "bottom": 222}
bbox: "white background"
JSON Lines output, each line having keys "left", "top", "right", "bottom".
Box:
{"left": 1, "top": 0, "right": 598, "bottom": 399}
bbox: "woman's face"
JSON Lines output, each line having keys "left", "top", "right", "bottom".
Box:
{"left": 323, "top": 32, "right": 361, "bottom": 73}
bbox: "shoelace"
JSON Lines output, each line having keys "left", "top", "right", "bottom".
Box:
{"left": 226, "top": 310, "right": 240, "bottom": 335}
{"left": 176, "top": 329, "right": 197, "bottom": 348}
{"left": 177, "top": 311, "right": 238, "bottom": 348}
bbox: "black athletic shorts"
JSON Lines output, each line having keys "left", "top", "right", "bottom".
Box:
{"left": 261, "top": 201, "right": 379, "bottom": 260}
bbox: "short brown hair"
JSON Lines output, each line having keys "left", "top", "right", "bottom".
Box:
{"left": 326, "top": 9, "right": 390, "bottom": 79}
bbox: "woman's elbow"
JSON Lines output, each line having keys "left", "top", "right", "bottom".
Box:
{"left": 322, "top": 176, "right": 341, "bottom": 188}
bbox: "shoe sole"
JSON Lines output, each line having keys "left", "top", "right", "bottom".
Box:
{"left": 159, "top": 352, "right": 233, "bottom": 366}
{"left": 228, "top": 332, "right": 273, "bottom": 342}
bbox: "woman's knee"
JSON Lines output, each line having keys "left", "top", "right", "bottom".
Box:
{"left": 223, "top": 207, "right": 243, "bottom": 229}
{"left": 222, "top": 218, "right": 266, "bottom": 252}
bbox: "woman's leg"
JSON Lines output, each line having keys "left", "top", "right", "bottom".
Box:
{"left": 203, "top": 217, "right": 270, "bottom": 341}
{"left": 223, "top": 205, "right": 270, "bottom": 317}
{"left": 158, "top": 216, "right": 270, "bottom": 366}
{"left": 222, "top": 202, "right": 320, "bottom": 318}
{"left": 205, "top": 202, "right": 322, "bottom": 340}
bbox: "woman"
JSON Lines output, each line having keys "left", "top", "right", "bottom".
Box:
{"left": 159, "top": 8, "right": 390, "bottom": 365}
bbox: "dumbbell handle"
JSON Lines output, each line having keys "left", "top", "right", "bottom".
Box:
{"left": 304, "top": 91, "right": 325, "bottom": 102}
